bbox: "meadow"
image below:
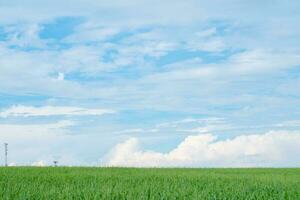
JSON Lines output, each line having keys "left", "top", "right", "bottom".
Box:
{"left": 0, "top": 167, "right": 299, "bottom": 199}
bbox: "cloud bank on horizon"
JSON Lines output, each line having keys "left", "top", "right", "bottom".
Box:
{"left": 107, "top": 131, "right": 300, "bottom": 167}
{"left": 0, "top": 0, "right": 300, "bottom": 167}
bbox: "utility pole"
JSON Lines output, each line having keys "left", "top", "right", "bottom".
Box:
{"left": 4, "top": 143, "right": 8, "bottom": 167}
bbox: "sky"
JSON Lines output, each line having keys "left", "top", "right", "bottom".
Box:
{"left": 0, "top": 0, "right": 300, "bottom": 167}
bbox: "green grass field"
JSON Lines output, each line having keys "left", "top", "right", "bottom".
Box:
{"left": 0, "top": 167, "right": 299, "bottom": 199}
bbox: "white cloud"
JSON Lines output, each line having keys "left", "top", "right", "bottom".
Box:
{"left": 228, "top": 49, "right": 300, "bottom": 74}
{"left": 0, "top": 0, "right": 207, "bottom": 25}
{"left": 156, "top": 117, "right": 231, "bottom": 134}
{"left": 195, "top": 28, "right": 217, "bottom": 37}
{"left": 8, "top": 163, "right": 17, "bottom": 167}
{"left": 31, "top": 160, "right": 47, "bottom": 167}
{"left": 64, "top": 25, "right": 120, "bottom": 43}
{"left": 145, "top": 49, "right": 300, "bottom": 83}
{"left": 186, "top": 29, "right": 226, "bottom": 52}
{"left": 0, "top": 120, "right": 74, "bottom": 138}
{"left": 114, "top": 128, "right": 145, "bottom": 134}
{"left": 0, "top": 120, "right": 104, "bottom": 166}
{"left": 0, "top": 0, "right": 300, "bottom": 167}
{"left": 106, "top": 131, "right": 300, "bottom": 167}
{"left": 55, "top": 45, "right": 115, "bottom": 73}
{"left": 276, "top": 120, "right": 300, "bottom": 128}
{"left": 4, "top": 23, "right": 46, "bottom": 48}
{"left": 56, "top": 72, "right": 65, "bottom": 81}
{"left": 156, "top": 117, "right": 225, "bottom": 128}
{"left": 0, "top": 105, "right": 115, "bottom": 117}
{"left": 114, "top": 128, "right": 159, "bottom": 135}
{"left": 188, "top": 38, "right": 226, "bottom": 52}
{"left": 0, "top": 120, "right": 74, "bottom": 165}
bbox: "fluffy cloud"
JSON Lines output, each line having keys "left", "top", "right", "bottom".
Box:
{"left": 31, "top": 160, "right": 47, "bottom": 167}
{"left": 0, "top": 105, "right": 115, "bottom": 117}
{"left": 106, "top": 131, "right": 300, "bottom": 167}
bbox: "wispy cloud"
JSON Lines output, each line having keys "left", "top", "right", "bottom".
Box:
{"left": 0, "top": 105, "right": 115, "bottom": 117}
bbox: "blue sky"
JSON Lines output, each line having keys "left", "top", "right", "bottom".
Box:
{"left": 0, "top": 0, "right": 300, "bottom": 167}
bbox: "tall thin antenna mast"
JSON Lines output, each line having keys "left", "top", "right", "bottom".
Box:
{"left": 4, "top": 143, "right": 8, "bottom": 167}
